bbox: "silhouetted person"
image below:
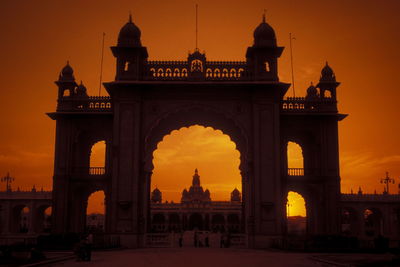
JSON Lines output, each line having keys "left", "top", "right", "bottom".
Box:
{"left": 194, "top": 232, "right": 198, "bottom": 247}
{"left": 205, "top": 232, "right": 209, "bottom": 247}
{"left": 220, "top": 232, "right": 225, "bottom": 248}
{"left": 179, "top": 232, "right": 183, "bottom": 247}
{"left": 85, "top": 233, "right": 93, "bottom": 261}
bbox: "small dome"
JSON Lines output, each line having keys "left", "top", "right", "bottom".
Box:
{"left": 253, "top": 15, "right": 277, "bottom": 47}
{"left": 306, "top": 82, "right": 318, "bottom": 97}
{"left": 117, "top": 14, "right": 142, "bottom": 47}
{"left": 76, "top": 81, "right": 88, "bottom": 96}
{"left": 59, "top": 61, "right": 75, "bottom": 81}
{"left": 320, "top": 62, "right": 336, "bottom": 82}
{"left": 153, "top": 187, "right": 161, "bottom": 193}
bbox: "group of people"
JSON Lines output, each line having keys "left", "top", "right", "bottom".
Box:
{"left": 73, "top": 233, "right": 93, "bottom": 261}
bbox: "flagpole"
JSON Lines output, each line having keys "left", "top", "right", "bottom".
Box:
{"left": 289, "top": 33, "right": 296, "bottom": 97}
{"left": 98, "top": 32, "right": 105, "bottom": 96}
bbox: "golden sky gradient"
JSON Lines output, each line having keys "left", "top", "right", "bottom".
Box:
{"left": 1, "top": 0, "right": 399, "bottom": 216}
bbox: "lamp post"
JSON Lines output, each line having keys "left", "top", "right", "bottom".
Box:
{"left": 380, "top": 171, "right": 395, "bottom": 194}
{"left": 1, "top": 172, "right": 15, "bottom": 191}
{"left": 286, "top": 202, "right": 293, "bottom": 217}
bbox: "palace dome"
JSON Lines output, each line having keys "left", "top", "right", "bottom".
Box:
{"left": 306, "top": 83, "right": 318, "bottom": 96}
{"left": 320, "top": 62, "right": 336, "bottom": 82}
{"left": 117, "top": 14, "right": 142, "bottom": 47}
{"left": 253, "top": 15, "right": 277, "bottom": 47}
{"left": 59, "top": 61, "right": 75, "bottom": 81}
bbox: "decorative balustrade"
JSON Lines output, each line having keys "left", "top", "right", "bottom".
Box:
{"left": 57, "top": 96, "right": 112, "bottom": 112}
{"left": 145, "top": 60, "right": 247, "bottom": 81}
{"left": 287, "top": 168, "right": 304, "bottom": 176}
{"left": 282, "top": 97, "right": 337, "bottom": 113}
{"left": 72, "top": 167, "right": 107, "bottom": 176}
{"left": 89, "top": 167, "right": 106, "bottom": 175}
{"left": 145, "top": 233, "right": 172, "bottom": 247}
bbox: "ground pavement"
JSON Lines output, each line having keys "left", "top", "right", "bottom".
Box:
{"left": 49, "top": 248, "right": 326, "bottom": 267}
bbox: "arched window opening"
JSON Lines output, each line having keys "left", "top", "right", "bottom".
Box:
{"left": 63, "top": 89, "right": 71, "bottom": 97}
{"left": 286, "top": 191, "right": 306, "bottom": 236}
{"left": 152, "top": 213, "right": 166, "bottom": 232}
{"left": 150, "top": 125, "right": 242, "bottom": 234}
{"left": 124, "top": 61, "right": 129, "bottom": 71}
{"left": 265, "top": 61, "right": 270, "bottom": 72}
{"left": 227, "top": 214, "right": 240, "bottom": 233}
{"left": 12, "top": 206, "right": 30, "bottom": 233}
{"left": 287, "top": 142, "right": 304, "bottom": 176}
{"left": 324, "top": 90, "right": 332, "bottom": 98}
{"left": 86, "top": 190, "right": 105, "bottom": 233}
{"left": 364, "top": 208, "right": 383, "bottom": 237}
{"left": 341, "top": 208, "right": 358, "bottom": 236}
{"left": 90, "top": 141, "right": 106, "bottom": 174}
{"left": 43, "top": 206, "right": 52, "bottom": 232}
{"left": 191, "top": 59, "right": 203, "bottom": 72}
{"left": 211, "top": 214, "right": 225, "bottom": 232}
{"left": 169, "top": 213, "right": 180, "bottom": 232}
{"left": 189, "top": 213, "right": 204, "bottom": 231}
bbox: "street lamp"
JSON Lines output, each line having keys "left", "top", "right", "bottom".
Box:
{"left": 380, "top": 171, "right": 395, "bottom": 194}
{"left": 1, "top": 172, "right": 15, "bottom": 191}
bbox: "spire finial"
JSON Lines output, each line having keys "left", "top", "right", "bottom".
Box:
{"left": 195, "top": 168, "right": 198, "bottom": 174}
{"left": 129, "top": 12, "right": 132, "bottom": 23}
{"left": 262, "top": 9, "right": 266, "bottom": 23}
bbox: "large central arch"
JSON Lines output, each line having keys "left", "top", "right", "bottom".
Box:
{"left": 143, "top": 104, "right": 249, "bottom": 171}
{"left": 142, "top": 104, "right": 250, "bottom": 234}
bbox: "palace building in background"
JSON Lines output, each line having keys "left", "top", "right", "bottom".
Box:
{"left": 150, "top": 169, "right": 242, "bottom": 233}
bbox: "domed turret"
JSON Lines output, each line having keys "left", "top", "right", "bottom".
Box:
{"left": 320, "top": 62, "right": 336, "bottom": 82}
{"left": 253, "top": 14, "right": 277, "bottom": 47}
{"left": 59, "top": 61, "right": 75, "bottom": 82}
{"left": 76, "top": 81, "right": 88, "bottom": 97}
{"left": 151, "top": 187, "right": 162, "bottom": 203}
{"left": 306, "top": 82, "right": 318, "bottom": 99}
{"left": 246, "top": 13, "right": 283, "bottom": 81}
{"left": 231, "top": 188, "right": 241, "bottom": 202}
{"left": 317, "top": 62, "right": 340, "bottom": 100}
{"left": 117, "top": 14, "right": 142, "bottom": 47}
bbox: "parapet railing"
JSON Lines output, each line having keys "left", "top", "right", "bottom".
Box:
{"left": 281, "top": 97, "right": 337, "bottom": 113}
{"left": 341, "top": 193, "right": 400, "bottom": 202}
{"left": 287, "top": 168, "right": 304, "bottom": 176}
{"left": 145, "top": 233, "right": 172, "bottom": 247}
{"left": 89, "top": 167, "right": 106, "bottom": 175}
{"left": 57, "top": 96, "right": 112, "bottom": 112}
{"left": 72, "top": 167, "right": 107, "bottom": 176}
{"left": 144, "top": 60, "right": 248, "bottom": 81}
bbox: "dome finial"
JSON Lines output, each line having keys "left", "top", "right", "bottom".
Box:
{"left": 263, "top": 9, "right": 266, "bottom": 23}
{"left": 129, "top": 12, "right": 132, "bottom": 23}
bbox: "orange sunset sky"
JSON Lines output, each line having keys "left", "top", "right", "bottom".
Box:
{"left": 0, "top": 0, "right": 399, "bottom": 216}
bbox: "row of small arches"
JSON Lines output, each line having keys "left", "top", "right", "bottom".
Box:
{"left": 149, "top": 68, "right": 245, "bottom": 78}
{"left": 89, "top": 102, "right": 112, "bottom": 109}
{"left": 282, "top": 103, "right": 305, "bottom": 110}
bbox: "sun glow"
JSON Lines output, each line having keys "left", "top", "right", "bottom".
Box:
{"left": 152, "top": 125, "right": 241, "bottom": 202}
{"left": 287, "top": 191, "right": 306, "bottom": 217}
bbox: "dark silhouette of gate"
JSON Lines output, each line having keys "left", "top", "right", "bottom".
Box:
{"left": 48, "top": 14, "right": 346, "bottom": 248}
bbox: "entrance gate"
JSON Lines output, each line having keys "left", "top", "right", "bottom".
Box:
{"left": 48, "top": 15, "right": 346, "bottom": 248}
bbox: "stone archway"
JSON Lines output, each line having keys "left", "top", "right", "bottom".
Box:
{"left": 142, "top": 105, "right": 250, "bottom": 234}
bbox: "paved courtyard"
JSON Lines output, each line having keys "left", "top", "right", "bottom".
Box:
{"left": 50, "top": 248, "right": 325, "bottom": 267}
